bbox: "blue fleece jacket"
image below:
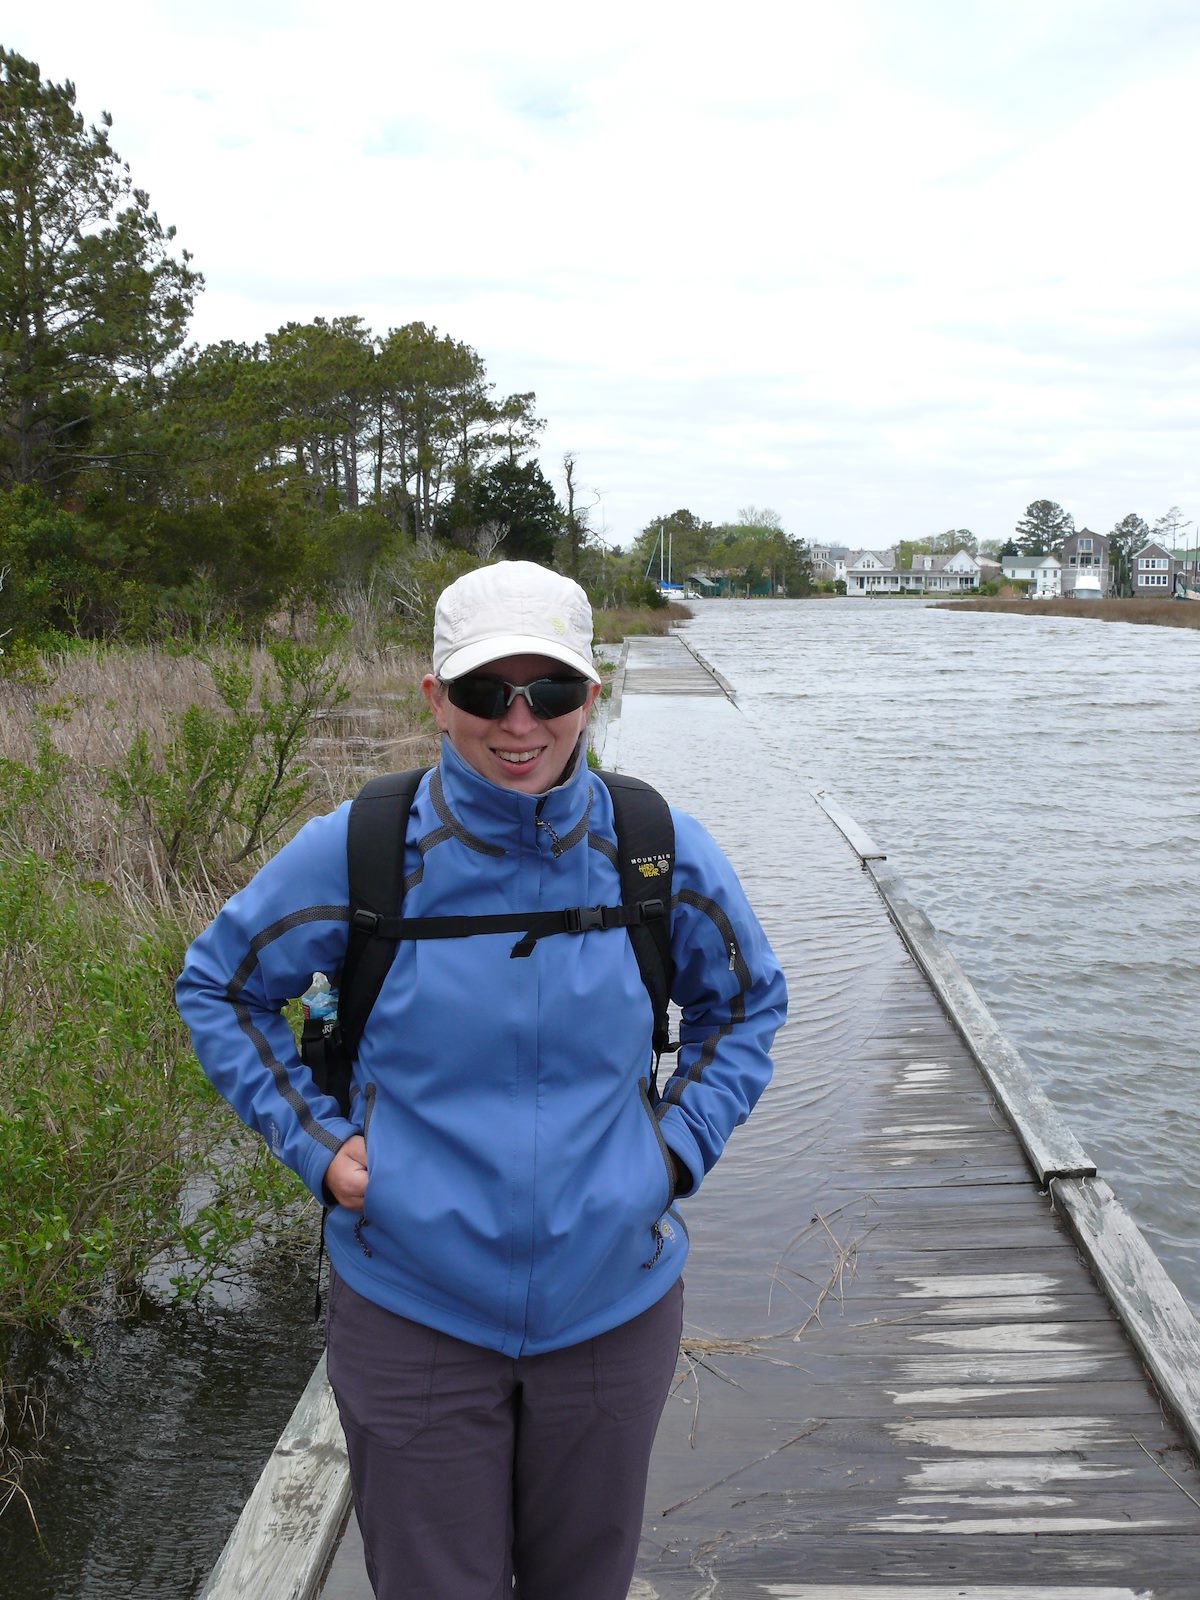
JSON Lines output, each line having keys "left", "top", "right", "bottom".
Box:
{"left": 176, "top": 737, "right": 786, "bottom": 1356}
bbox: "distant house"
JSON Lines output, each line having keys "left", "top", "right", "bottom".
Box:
{"left": 1061, "top": 528, "right": 1110, "bottom": 596}
{"left": 845, "top": 549, "right": 900, "bottom": 593}
{"left": 1001, "top": 553, "right": 1062, "bottom": 597}
{"left": 808, "top": 544, "right": 834, "bottom": 584}
{"left": 917, "top": 550, "right": 982, "bottom": 592}
{"left": 1131, "top": 543, "right": 1173, "bottom": 596}
{"left": 843, "top": 548, "right": 980, "bottom": 596}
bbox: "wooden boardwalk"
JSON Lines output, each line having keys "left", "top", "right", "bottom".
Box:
{"left": 205, "top": 633, "right": 1200, "bottom": 1600}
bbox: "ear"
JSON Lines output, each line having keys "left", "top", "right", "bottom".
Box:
{"left": 422, "top": 673, "right": 450, "bottom": 733}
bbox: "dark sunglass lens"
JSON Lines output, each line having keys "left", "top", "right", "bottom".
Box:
{"left": 447, "top": 677, "right": 506, "bottom": 718}
{"left": 526, "top": 678, "right": 590, "bottom": 717}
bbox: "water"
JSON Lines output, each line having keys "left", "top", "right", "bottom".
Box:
{"left": 2, "top": 1246, "right": 324, "bottom": 1599}
{"left": 680, "top": 597, "right": 1200, "bottom": 1314}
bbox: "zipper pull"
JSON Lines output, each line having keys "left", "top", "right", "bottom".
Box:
{"left": 642, "top": 1221, "right": 666, "bottom": 1269}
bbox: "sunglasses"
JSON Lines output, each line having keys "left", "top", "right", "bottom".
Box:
{"left": 445, "top": 673, "right": 593, "bottom": 720}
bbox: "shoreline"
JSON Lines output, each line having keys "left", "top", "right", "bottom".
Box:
{"left": 933, "top": 595, "right": 1200, "bottom": 629}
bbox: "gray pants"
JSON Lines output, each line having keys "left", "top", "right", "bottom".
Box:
{"left": 326, "top": 1269, "right": 683, "bottom": 1600}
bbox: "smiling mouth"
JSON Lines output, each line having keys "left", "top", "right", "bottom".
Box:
{"left": 495, "top": 749, "right": 542, "bottom": 766}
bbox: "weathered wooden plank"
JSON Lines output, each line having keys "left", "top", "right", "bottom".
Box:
{"left": 810, "top": 1181, "right": 1058, "bottom": 1216}
{"left": 1053, "top": 1175, "right": 1200, "bottom": 1464}
{"left": 674, "top": 633, "right": 738, "bottom": 699}
{"left": 757, "top": 1588, "right": 1157, "bottom": 1600}
{"left": 656, "top": 1491, "right": 1198, "bottom": 1535}
{"left": 199, "top": 1355, "right": 349, "bottom": 1600}
{"left": 842, "top": 1290, "right": 1114, "bottom": 1325}
{"left": 639, "top": 1534, "right": 1200, "bottom": 1595}
{"left": 777, "top": 1350, "right": 1141, "bottom": 1385}
{"left": 653, "top": 1409, "right": 1200, "bottom": 1488}
{"left": 811, "top": 786, "right": 888, "bottom": 860}
{"left": 794, "top": 1317, "right": 1135, "bottom": 1359}
{"left": 753, "top": 1587, "right": 1165, "bottom": 1600}
{"left": 742, "top": 1377, "right": 1170, "bottom": 1420}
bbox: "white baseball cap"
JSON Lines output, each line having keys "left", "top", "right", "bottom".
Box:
{"left": 433, "top": 561, "right": 600, "bottom": 683}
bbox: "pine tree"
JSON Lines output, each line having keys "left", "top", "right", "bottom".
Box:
{"left": 1014, "top": 500, "right": 1073, "bottom": 556}
{"left": 0, "top": 48, "right": 200, "bottom": 494}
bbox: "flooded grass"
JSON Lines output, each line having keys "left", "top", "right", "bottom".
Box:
{"left": 935, "top": 596, "right": 1200, "bottom": 629}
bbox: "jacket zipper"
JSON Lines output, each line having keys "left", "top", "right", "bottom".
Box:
{"left": 638, "top": 1080, "right": 675, "bottom": 1267}
{"left": 354, "top": 1083, "right": 377, "bottom": 1255}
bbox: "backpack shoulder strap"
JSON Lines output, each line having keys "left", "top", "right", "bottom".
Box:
{"left": 338, "top": 767, "right": 430, "bottom": 1060}
{"left": 597, "top": 771, "right": 676, "bottom": 1061}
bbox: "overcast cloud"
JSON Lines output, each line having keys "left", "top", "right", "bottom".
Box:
{"left": 9, "top": 0, "right": 1200, "bottom": 548}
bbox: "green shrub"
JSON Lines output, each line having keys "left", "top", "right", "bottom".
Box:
{"left": 104, "top": 623, "right": 350, "bottom": 881}
{"left": 0, "top": 853, "right": 304, "bottom": 1333}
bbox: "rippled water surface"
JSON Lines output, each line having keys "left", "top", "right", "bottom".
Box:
{"left": 3, "top": 1249, "right": 324, "bottom": 1599}
{"left": 682, "top": 598, "right": 1200, "bottom": 1312}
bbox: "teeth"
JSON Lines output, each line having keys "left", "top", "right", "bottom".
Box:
{"left": 497, "top": 750, "right": 539, "bottom": 764}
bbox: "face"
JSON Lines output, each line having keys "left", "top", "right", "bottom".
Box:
{"left": 422, "top": 652, "right": 601, "bottom": 794}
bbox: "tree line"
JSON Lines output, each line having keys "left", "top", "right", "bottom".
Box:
{"left": 629, "top": 506, "right": 821, "bottom": 596}
{"left": 0, "top": 46, "right": 655, "bottom": 652}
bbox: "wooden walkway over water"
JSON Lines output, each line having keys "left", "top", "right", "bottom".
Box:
{"left": 204, "top": 632, "right": 1200, "bottom": 1600}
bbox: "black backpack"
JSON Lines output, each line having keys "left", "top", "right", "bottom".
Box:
{"left": 300, "top": 767, "right": 676, "bottom": 1119}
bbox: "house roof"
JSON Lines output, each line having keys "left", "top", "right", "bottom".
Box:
{"left": 1004, "top": 554, "right": 1061, "bottom": 571}
{"left": 848, "top": 548, "right": 896, "bottom": 568}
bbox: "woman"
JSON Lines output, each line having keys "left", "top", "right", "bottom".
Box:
{"left": 177, "top": 560, "right": 786, "bottom": 1599}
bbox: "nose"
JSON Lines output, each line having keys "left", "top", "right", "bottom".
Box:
{"left": 498, "top": 690, "right": 539, "bottom": 734}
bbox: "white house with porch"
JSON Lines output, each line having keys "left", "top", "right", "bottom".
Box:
{"left": 844, "top": 548, "right": 981, "bottom": 595}
{"left": 908, "top": 550, "right": 983, "bottom": 591}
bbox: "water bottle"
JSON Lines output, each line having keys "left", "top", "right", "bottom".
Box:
{"left": 301, "top": 972, "right": 339, "bottom": 1034}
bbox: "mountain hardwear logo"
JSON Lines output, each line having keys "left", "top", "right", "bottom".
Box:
{"left": 632, "top": 855, "right": 672, "bottom": 879}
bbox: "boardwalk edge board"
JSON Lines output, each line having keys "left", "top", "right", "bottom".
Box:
{"left": 674, "top": 632, "right": 739, "bottom": 701}
{"left": 1052, "top": 1175, "right": 1200, "bottom": 1462}
{"left": 197, "top": 1353, "right": 351, "bottom": 1600}
{"left": 812, "top": 784, "right": 1200, "bottom": 1466}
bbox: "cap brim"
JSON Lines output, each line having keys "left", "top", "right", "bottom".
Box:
{"left": 439, "top": 635, "right": 601, "bottom": 684}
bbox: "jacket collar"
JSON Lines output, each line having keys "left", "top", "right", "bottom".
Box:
{"left": 435, "top": 733, "right": 592, "bottom": 849}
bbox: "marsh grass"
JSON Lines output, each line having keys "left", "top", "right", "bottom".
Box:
{"left": 593, "top": 601, "right": 689, "bottom": 642}
{"left": 0, "top": 638, "right": 440, "bottom": 915}
{"left": 935, "top": 596, "right": 1200, "bottom": 629}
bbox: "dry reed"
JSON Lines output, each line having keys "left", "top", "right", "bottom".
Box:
{"left": 0, "top": 641, "right": 440, "bottom": 928}
{"left": 936, "top": 596, "right": 1200, "bottom": 629}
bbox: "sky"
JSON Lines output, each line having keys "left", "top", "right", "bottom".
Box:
{"left": 8, "top": 0, "right": 1200, "bottom": 550}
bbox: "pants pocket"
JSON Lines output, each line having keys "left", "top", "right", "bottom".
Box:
{"left": 592, "top": 1277, "right": 684, "bottom": 1421}
{"left": 326, "top": 1268, "right": 439, "bottom": 1447}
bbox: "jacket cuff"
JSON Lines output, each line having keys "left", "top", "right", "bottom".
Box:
{"left": 659, "top": 1110, "right": 704, "bottom": 1199}
{"left": 298, "top": 1122, "right": 358, "bottom": 1205}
